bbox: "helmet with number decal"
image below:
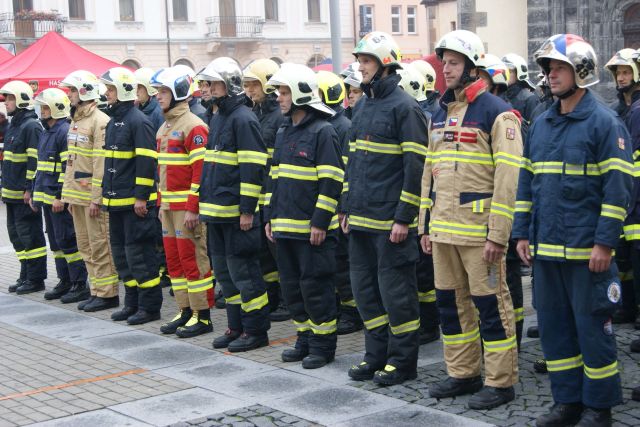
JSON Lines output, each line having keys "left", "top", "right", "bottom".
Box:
{"left": 353, "top": 31, "right": 402, "bottom": 68}
{"left": 534, "top": 34, "right": 599, "bottom": 88}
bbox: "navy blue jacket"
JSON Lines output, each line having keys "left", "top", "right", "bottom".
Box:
{"left": 33, "top": 119, "right": 69, "bottom": 205}
{"left": 139, "top": 96, "right": 164, "bottom": 133}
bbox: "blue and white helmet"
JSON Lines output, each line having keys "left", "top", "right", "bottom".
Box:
{"left": 150, "top": 66, "right": 194, "bottom": 101}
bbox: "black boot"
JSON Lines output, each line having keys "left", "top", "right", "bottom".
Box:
{"left": 536, "top": 403, "right": 583, "bottom": 427}
{"left": 576, "top": 407, "right": 611, "bottom": 427}
{"left": 419, "top": 327, "right": 440, "bottom": 345}
{"left": 630, "top": 338, "right": 640, "bottom": 353}
{"left": 60, "top": 281, "right": 90, "bottom": 303}
{"left": 227, "top": 332, "right": 269, "bottom": 352}
{"left": 83, "top": 296, "right": 119, "bottom": 312}
{"left": 281, "top": 348, "right": 309, "bottom": 362}
{"left": 160, "top": 308, "right": 192, "bottom": 334}
{"left": 527, "top": 325, "right": 540, "bottom": 338}
{"left": 111, "top": 306, "right": 137, "bottom": 321}
{"left": 176, "top": 310, "right": 213, "bottom": 338}
{"left": 337, "top": 307, "right": 364, "bottom": 335}
{"left": 8, "top": 279, "right": 24, "bottom": 293}
{"left": 78, "top": 296, "right": 96, "bottom": 310}
{"left": 213, "top": 328, "right": 242, "bottom": 349}
{"left": 214, "top": 288, "right": 226, "bottom": 309}
{"left": 302, "top": 354, "right": 334, "bottom": 369}
{"left": 44, "top": 280, "right": 72, "bottom": 300}
{"left": 429, "top": 375, "right": 483, "bottom": 398}
{"left": 269, "top": 300, "right": 291, "bottom": 322}
{"left": 468, "top": 386, "right": 515, "bottom": 410}
{"left": 632, "top": 385, "right": 640, "bottom": 402}
{"left": 126, "top": 309, "right": 161, "bottom": 325}
{"left": 16, "top": 280, "right": 45, "bottom": 295}
{"left": 373, "top": 365, "right": 417, "bottom": 386}
{"left": 348, "top": 361, "right": 380, "bottom": 381}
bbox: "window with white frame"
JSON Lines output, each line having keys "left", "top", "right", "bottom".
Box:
{"left": 265, "top": 0, "right": 278, "bottom": 21}
{"left": 359, "top": 4, "right": 374, "bottom": 37}
{"left": 308, "top": 0, "right": 320, "bottom": 22}
{"left": 173, "top": 0, "right": 187, "bottom": 21}
{"left": 391, "top": 6, "right": 401, "bottom": 34}
{"left": 119, "top": 0, "right": 134, "bottom": 21}
{"left": 407, "top": 6, "right": 416, "bottom": 34}
{"left": 68, "top": 0, "right": 85, "bottom": 20}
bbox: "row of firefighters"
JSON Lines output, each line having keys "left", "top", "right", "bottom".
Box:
{"left": 2, "top": 28, "right": 640, "bottom": 427}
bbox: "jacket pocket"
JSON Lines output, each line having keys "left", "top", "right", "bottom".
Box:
{"left": 459, "top": 192, "right": 493, "bottom": 213}
{"left": 561, "top": 147, "right": 586, "bottom": 200}
{"left": 590, "top": 270, "right": 621, "bottom": 316}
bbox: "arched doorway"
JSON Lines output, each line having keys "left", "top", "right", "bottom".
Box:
{"left": 307, "top": 54, "right": 326, "bottom": 68}
{"left": 623, "top": 3, "right": 640, "bottom": 48}
{"left": 270, "top": 56, "right": 283, "bottom": 65}
{"left": 174, "top": 58, "right": 195, "bottom": 70}
{"left": 122, "top": 59, "right": 140, "bottom": 70}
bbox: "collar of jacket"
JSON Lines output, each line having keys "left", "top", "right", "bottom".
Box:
{"left": 73, "top": 101, "right": 97, "bottom": 121}
{"left": 10, "top": 108, "right": 37, "bottom": 127}
{"left": 254, "top": 95, "right": 279, "bottom": 116}
{"left": 328, "top": 104, "right": 345, "bottom": 121}
{"left": 292, "top": 108, "right": 321, "bottom": 128}
{"left": 107, "top": 101, "right": 135, "bottom": 120}
{"left": 45, "top": 118, "right": 67, "bottom": 133}
{"left": 218, "top": 93, "right": 246, "bottom": 115}
{"left": 163, "top": 101, "right": 189, "bottom": 122}
{"left": 631, "top": 88, "right": 640, "bottom": 106}
{"left": 506, "top": 83, "right": 526, "bottom": 99}
{"left": 139, "top": 96, "right": 159, "bottom": 115}
{"left": 547, "top": 89, "right": 595, "bottom": 121}
{"left": 362, "top": 73, "right": 401, "bottom": 99}
{"left": 439, "top": 78, "right": 487, "bottom": 109}
{"left": 426, "top": 91, "right": 439, "bottom": 104}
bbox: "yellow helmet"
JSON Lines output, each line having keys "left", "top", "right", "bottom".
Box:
{"left": 243, "top": 58, "right": 280, "bottom": 94}
{"left": 411, "top": 60, "right": 437, "bottom": 92}
{"left": 134, "top": 67, "right": 158, "bottom": 97}
{"left": 316, "top": 70, "right": 345, "bottom": 105}
{"left": 0, "top": 80, "right": 34, "bottom": 109}
{"left": 99, "top": 67, "right": 137, "bottom": 102}
{"left": 35, "top": 88, "right": 71, "bottom": 119}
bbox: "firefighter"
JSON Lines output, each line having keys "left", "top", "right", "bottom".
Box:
{"left": 31, "top": 88, "right": 89, "bottom": 302}
{"left": 513, "top": 34, "right": 632, "bottom": 426}
{"left": 100, "top": 67, "right": 162, "bottom": 325}
{"left": 606, "top": 48, "right": 640, "bottom": 119}
{"left": 197, "top": 57, "right": 270, "bottom": 352}
{"left": 150, "top": 67, "right": 214, "bottom": 338}
{"left": 59, "top": 70, "right": 119, "bottom": 311}
{"left": 502, "top": 53, "right": 540, "bottom": 124}
{"left": 342, "top": 31, "right": 427, "bottom": 386}
{"left": 419, "top": 30, "right": 522, "bottom": 409}
{"left": 411, "top": 59, "right": 440, "bottom": 117}
{"left": 1, "top": 81, "right": 47, "bottom": 294}
{"left": 243, "top": 58, "right": 290, "bottom": 322}
{"left": 316, "top": 70, "right": 363, "bottom": 335}
{"left": 263, "top": 63, "right": 342, "bottom": 368}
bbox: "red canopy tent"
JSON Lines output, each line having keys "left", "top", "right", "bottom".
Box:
{"left": 0, "top": 47, "right": 13, "bottom": 65}
{"left": 0, "top": 32, "right": 124, "bottom": 93}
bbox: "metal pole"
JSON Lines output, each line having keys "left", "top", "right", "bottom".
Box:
{"left": 329, "top": 0, "right": 342, "bottom": 74}
{"left": 165, "top": 0, "right": 172, "bottom": 66}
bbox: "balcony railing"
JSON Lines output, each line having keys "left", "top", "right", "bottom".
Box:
{"left": 205, "top": 16, "right": 264, "bottom": 39}
{"left": 0, "top": 12, "right": 66, "bottom": 38}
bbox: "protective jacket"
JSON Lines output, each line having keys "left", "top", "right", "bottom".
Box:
{"left": 252, "top": 95, "right": 283, "bottom": 207}
{"left": 419, "top": 79, "right": 523, "bottom": 247}
{"left": 139, "top": 96, "right": 164, "bottom": 133}
{"left": 512, "top": 90, "right": 634, "bottom": 259}
{"left": 33, "top": 119, "right": 69, "bottom": 205}
{"left": 505, "top": 83, "right": 539, "bottom": 124}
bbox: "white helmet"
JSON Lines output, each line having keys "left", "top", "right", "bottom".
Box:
{"left": 59, "top": 70, "right": 100, "bottom": 101}
{"left": 344, "top": 70, "right": 363, "bottom": 89}
{"left": 477, "top": 54, "right": 510, "bottom": 88}
{"left": 353, "top": 31, "right": 402, "bottom": 68}
{"left": 35, "top": 88, "right": 71, "bottom": 119}
{"left": 150, "top": 66, "right": 194, "bottom": 101}
{"left": 196, "top": 57, "right": 243, "bottom": 96}
{"left": 435, "top": 30, "right": 485, "bottom": 66}
{"left": 534, "top": 34, "right": 599, "bottom": 89}
{"left": 0, "top": 80, "right": 34, "bottom": 109}
{"left": 397, "top": 64, "right": 427, "bottom": 102}
{"left": 411, "top": 59, "right": 437, "bottom": 92}
{"left": 502, "top": 53, "right": 535, "bottom": 89}
{"left": 605, "top": 48, "right": 640, "bottom": 84}
{"left": 134, "top": 67, "right": 158, "bottom": 96}
{"left": 267, "top": 63, "right": 335, "bottom": 116}
{"left": 340, "top": 62, "right": 360, "bottom": 78}
{"left": 97, "top": 83, "right": 108, "bottom": 109}
{"left": 99, "top": 67, "right": 138, "bottom": 102}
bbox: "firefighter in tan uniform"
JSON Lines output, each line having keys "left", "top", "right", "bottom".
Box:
{"left": 59, "top": 70, "right": 119, "bottom": 311}
{"left": 151, "top": 67, "right": 214, "bottom": 338}
{"left": 419, "top": 30, "right": 522, "bottom": 409}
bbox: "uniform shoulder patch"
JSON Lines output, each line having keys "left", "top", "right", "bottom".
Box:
{"left": 193, "top": 135, "right": 204, "bottom": 145}
{"left": 506, "top": 128, "right": 516, "bottom": 140}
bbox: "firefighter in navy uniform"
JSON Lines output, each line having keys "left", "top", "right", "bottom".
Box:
{"left": 264, "top": 64, "right": 343, "bottom": 368}
{"left": 607, "top": 48, "right": 640, "bottom": 119}
{"left": 0, "top": 81, "right": 47, "bottom": 294}
{"left": 342, "top": 31, "right": 427, "bottom": 386}
{"left": 411, "top": 59, "right": 441, "bottom": 117}
{"left": 514, "top": 35, "right": 632, "bottom": 427}
{"left": 316, "top": 70, "right": 363, "bottom": 335}
{"left": 242, "top": 58, "right": 290, "bottom": 322}
{"left": 100, "top": 67, "right": 162, "bottom": 325}
{"left": 502, "top": 53, "right": 540, "bottom": 124}
{"left": 31, "top": 89, "right": 89, "bottom": 302}
{"left": 197, "top": 57, "right": 270, "bottom": 352}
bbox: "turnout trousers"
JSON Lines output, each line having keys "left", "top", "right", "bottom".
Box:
{"left": 6, "top": 202, "right": 46, "bottom": 282}
{"left": 109, "top": 209, "right": 162, "bottom": 312}
{"left": 276, "top": 236, "right": 338, "bottom": 358}
{"left": 70, "top": 204, "right": 118, "bottom": 297}
{"left": 161, "top": 209, "right": 213, "bottom": 310}
{"left": 534, "top": 259, "right": 622, "bottom": 409}
{"left": 207, "top": 222, "right": 270, "bottom": 334}
{"left": 506, "top": 240, "right": 524, "bottom": 348}
{"left": 432, "top": 242, "right": 518, "bottom": 388}
{"left": 416, "top": 241, "right": 439, "bottom": 333}
{"left": 335, "top": 229, "right": 359, "bottom": 320}
{"left": 43, "top": 205, "right": 87, "bottom": 283}
{"left": 349, "top": 230, "right": 420, "bottom": 373}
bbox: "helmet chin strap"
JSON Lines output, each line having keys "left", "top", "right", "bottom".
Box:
{"left": 557, "top": 85, "right": 578, "bottom": 100}
{"left": 284, "top": 103, "right": 298, "bottom": 117}
{"left": 455, "top": 59, "right": 478, "bottom": 89}
{"left": 617, "top": 84, "right": 634, "bottom": 94}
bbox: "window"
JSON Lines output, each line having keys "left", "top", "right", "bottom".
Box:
{"left": 359, "top": 5, "right": 373, "bottom": 37}
{"left": 119, "top": 0, "right": 134, "bottom": 21}
{"left": 122, "top": 59, "right": 140, "bottom": 70}
{"left": 307, "top": 54, "right": 325, "bottom": 68}
{"left": 407, "top": 6, "right": 416, "bottom": 34}
{"left": 68, "top": 0, "right": 85, "bottom": 20}
{"left": 265, "top": 0, "right": 278, "bottom": 21}
{"left": 307, "top": 0, "right": 320, "bottom": 22}
{"left": 13, "top": 0, "right": 32, "bottom": 13}
{"left": 391, "top": 6, "right": 401, "bottom": 34}
{"left": 174, "top": 58, "right": 194, "bottom": 69}
{"left": 173, "top": 0, "right": 187, "bottom": 21}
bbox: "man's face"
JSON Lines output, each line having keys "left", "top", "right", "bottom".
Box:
{"left": 348, "top": 87, "right": 363, "bottom": 108}
{"left": 507, "top": 67, "right": 517, "bottom": 86}
{"left": 244, "top": 79, "right": 265, "bottom": 103}
{"left": 442, "top": 50, "right": 466, "bottom": 89}
{"left": 67, "top": 87, "right": 80, "bottom": 106}
{"left": 4, "top": 94, "right": 16, "bottom": 114}
{"left": 40, "top": 104, "right": 51, "bottom": 120}
{"left": 156, "top": 86, "right": 173, "bottom": 111}
{"left": 547, "top": 59, "right": 576, "bottom": 96}
{"left": 616, "top": 65, "right": 634, "bottom": 89}
{"left": 105, "top": 84, "right": 118, "bottom": 105}
{"left": 276, "top": 85, "right": 292, "bottom": 114}
{"left": 358, "top": 54, "right": 380, "bottom": 84}
{"left": 137, "top": 84, "right": 150, "bottom": 104}
{"left": 198, "top": 81, "right": 211, "bottom": 101}
{"left": 210, "top": 81, "right": 228, "bottom": 98}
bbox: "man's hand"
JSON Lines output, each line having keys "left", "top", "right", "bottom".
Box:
{"left": 52, "top": 199, "right": 64, "bottom": 213}
{"left": 310, "top": 226, "right": 326, "bottom": 246}
{"left": 240, "top": 213, "right": 253, "bottom": 231}
{"left": 89, "top": 202, "right": 101, "bottom": 218}
{"left": 420, "top": 234, "right": 432, "bottom": 255}
{"left": 28, "top": 196, "right": 38, "bottom": 213}
{"left": 184, "top": 211, "right": 199, "bottom": 230}
{"left": 516, "top": 239, "right": 532, "bottom": 266}
{"left": 589, "top": 244, "right": 612, "bottom": 273}
{"left": 483, "top": 240, "right": 505, "bottom": 264}
{"left": 23, "top": 190, "right": 31, "bottom": 205}
{"left": 265, "top": 222, "right": 274, "bottom": 243}
{"left": 340, "top": 213, "right": 349, "bottom": 234}
{"left": 389, "top": 222, "right": 409, "bottom": 243}
{"left": 134, "top": 199, "right": 148, "bottom": 217}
